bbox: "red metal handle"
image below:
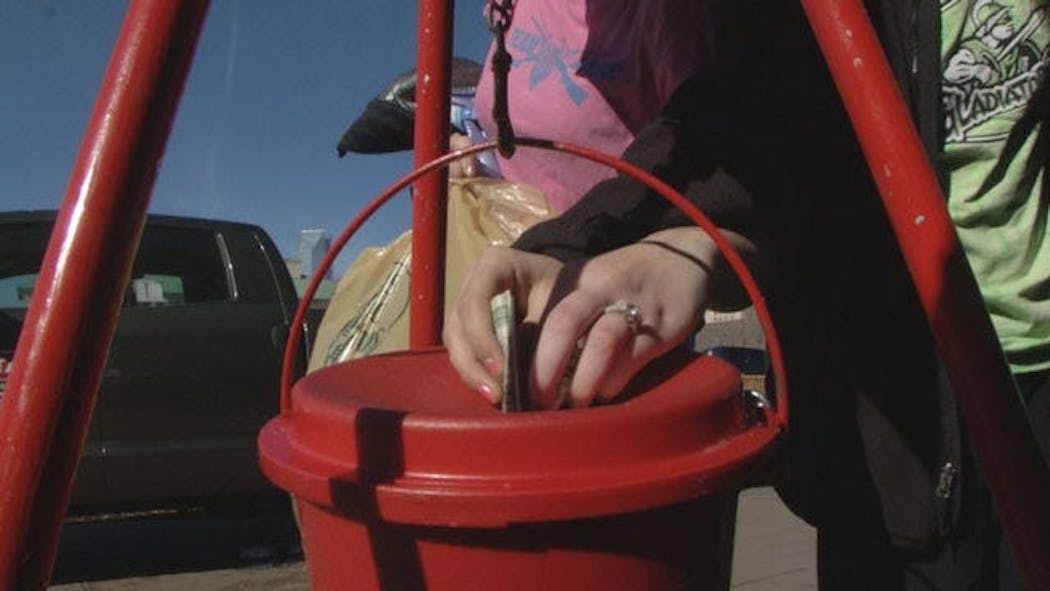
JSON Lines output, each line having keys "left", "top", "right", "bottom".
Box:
{"left": 282, "top": 138, "right": 789, "bottom": 433}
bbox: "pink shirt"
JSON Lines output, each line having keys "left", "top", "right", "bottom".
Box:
{"left": 475, "top": 0, "right": 714, "bottom": 213}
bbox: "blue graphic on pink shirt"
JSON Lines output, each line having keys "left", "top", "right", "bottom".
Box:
{"left": 509, "top": 17, "right": 624, "bottom": 106}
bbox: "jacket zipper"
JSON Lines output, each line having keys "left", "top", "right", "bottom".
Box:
{"left": 935, "top": 462, "right": 958, "bottom": 499}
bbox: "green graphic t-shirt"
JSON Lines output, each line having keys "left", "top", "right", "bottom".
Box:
{"left": 941, "top": 0, "right": 1050, "bottom": 373}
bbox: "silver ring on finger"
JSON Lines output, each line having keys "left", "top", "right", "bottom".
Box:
{"left": 602, "top": 301, "right": 642, "bottom": 336}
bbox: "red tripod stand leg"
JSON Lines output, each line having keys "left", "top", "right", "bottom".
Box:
{"left": 801, "top": 1, "right": 1050, "bottom": 587}
{"left": 0, "top": 2, "right": 209, "bottom": 588}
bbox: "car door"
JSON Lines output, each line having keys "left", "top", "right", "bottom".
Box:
{"left": 98, "top": 221, "right": 285, "bottom": 506}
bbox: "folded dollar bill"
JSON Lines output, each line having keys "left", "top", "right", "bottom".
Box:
{"left": 491, "top": 289, "right": 526, "bottom": 412}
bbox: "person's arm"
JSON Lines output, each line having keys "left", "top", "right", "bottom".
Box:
{"left": 445, "top": 74, "right": 767, "bottom": 408}
{"left": 443, "top": 223, "right": 756, "bottom": 409}
{"left": 513, "top": 74, "right": 765, "bottom": 263}
{"left": 528, "top": 225, "right": 755, "bottom": 409}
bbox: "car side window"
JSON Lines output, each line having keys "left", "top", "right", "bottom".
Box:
{"left": 0, "top": 221, "right": 51, "bottom": 310}
{"left": 128, "top": 225, "right": 230, "bottom": 307}
{"left": 0, "top": 273, "right": 37, "bottom": 309}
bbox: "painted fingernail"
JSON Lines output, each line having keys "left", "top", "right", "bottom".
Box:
{"left": 478, "top": 383, "right": 498, "bottom": 404}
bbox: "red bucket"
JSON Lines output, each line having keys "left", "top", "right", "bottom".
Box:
{"left": 259, "top": 347, "right": 780, "bottom": 590}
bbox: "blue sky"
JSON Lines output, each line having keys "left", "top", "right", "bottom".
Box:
{"left": 1, "top": 1, "right": 493, "bottom": 273}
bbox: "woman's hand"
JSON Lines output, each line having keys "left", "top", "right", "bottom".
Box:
{"left": 443, "top": 247, "right": 564, "bottom": 404}
{"left": 530, "top": 227, "right": 725, "bottom": 409}
{"left": 444, "top": 227, "right": 752, "bottom": 409}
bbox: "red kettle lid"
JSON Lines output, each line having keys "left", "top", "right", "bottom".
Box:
{"left": 259, "top": 348, "right": 780, "bottom": 527}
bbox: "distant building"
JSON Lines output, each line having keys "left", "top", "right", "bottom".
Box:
{"left": 286, "top": 229, "right": 335, "bottom": 309}
{"left": 285, "top": 257, "right": 303, "bottom": 280}
{"left": 297, "top": 229, "right": 331, "bottom": 280}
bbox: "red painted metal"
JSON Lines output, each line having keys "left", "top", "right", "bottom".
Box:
{"left": 409, "top": 0, "right": 454, "bottom": 348}
{"left": 269, "top": 351, "right": 773, "bottom": 525}
{"left": 800, "top": 1, "right": 1050, "bottom": 587}
{"left": 271, "top": 137, "right": 787, "bottom": 589}
{"left": 0, "top": 2, "right": 209, "bottom": 588}
{"left": 282, "top": 139, "right": 789, "bottom": 431}
{"left": 263, "top": 350, "right": 761, "bottom": 590}
{"left": 8, "top": 0, "right": 1038, "bottom": 586}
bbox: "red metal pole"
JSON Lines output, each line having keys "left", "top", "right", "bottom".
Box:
{"left": 0, "top": 2, "right": 208, "bottom": 588}
{"left": 800, "top": 1, "right": 1050, "bottom": 587}
{"left": 409, "top": 0, "right": 454, "bottom": 348}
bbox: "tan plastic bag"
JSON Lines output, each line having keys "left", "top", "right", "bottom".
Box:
{"left": 309, "top": 178, "right": 553, "bottom": 371}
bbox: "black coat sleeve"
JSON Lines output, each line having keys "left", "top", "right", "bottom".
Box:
{"left": 511, "top": 68, "right": 767, "bottom": 262}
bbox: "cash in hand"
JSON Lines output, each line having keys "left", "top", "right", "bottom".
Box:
{"left": 490, "top": 289, "right": 525, "bottom": 412}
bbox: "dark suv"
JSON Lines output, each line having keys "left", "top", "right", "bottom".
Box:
{"left": 1, "top": 211, "right": 307, "bottom": 516}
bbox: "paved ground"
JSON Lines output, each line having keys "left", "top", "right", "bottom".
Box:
{"left": 731, "top": 487, "right": 817, "bottom": 589}
{"left": 49, "top": 487, "right": 815, "bottom": 590}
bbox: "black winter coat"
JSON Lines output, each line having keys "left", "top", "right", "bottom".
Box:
{"left": 512, "top": 1, "right": 965, "bottom": 549}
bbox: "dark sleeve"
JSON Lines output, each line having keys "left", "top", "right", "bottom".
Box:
{"left": 864, "top": 0, "right": 943, "bottom": 168}
{"left": 512, "top": 73, "right": 765, "bottom": 262}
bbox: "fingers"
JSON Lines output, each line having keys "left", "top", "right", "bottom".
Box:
{"left": 448, "top": 133, "right": 477, "bottom": 178}
{"left": 531, "top": 297, "right": 663, "bottom": 409}
{"left": 576, "top": 310, "right": 669, "bottom": 406}
{"left": 561, "top": 311, "right": 635, "bottom": 407}
{"left": 445, "top": 253, "right": 512, "bottom": 404}
{"left": 527, "top": 234, "right": 714, "bottom": 409}
{"left": 448, "top": 231, "right": 716, "bottom": 411}
{"left": 444, "top": 307, "right": 503, "bottom": 404}
{"left": 529, "top": 292, "right": 602, "bottom": 409}
{"left": 444, "top": 247, "right": 563, "bottom": 406}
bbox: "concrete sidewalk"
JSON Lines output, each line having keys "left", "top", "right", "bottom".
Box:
{"left": 50, "top": 487, "right": 816, "bottom": 590}
{"left": 731, "top": 487, "right": 816, "bottom": 589}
